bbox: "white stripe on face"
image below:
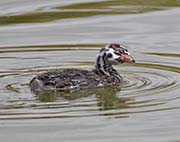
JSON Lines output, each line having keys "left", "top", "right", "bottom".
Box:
{"left": 120, "top": 45, "right": 130, "bottom": 55}
{"left": 106, "top": 48, "right": 120, "bottom": 60}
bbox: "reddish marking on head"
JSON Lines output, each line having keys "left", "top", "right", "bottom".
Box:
{"left": 120, "top": 53, "right": 134, "bottom": 62}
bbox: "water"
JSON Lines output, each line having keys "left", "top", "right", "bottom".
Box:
{"left": 0, "top": 0, "right": 180, "bottom": 142}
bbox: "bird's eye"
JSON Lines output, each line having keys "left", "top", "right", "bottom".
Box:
{"left": 107, "top": 53, "right": 112, "bottom": 58}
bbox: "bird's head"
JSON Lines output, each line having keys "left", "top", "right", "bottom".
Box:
{"left": 101, "top": 43, "right": 135, "bottom": 63}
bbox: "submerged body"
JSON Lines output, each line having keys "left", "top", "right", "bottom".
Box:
{"left": 30, "top": 44, "right": 134, "bottom": 95}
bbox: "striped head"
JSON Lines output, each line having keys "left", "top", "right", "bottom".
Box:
{"left": 100, "top": 44, "right": 135, "bottom": 63}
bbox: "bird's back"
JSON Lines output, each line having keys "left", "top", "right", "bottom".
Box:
{"left": 30, "top": 69, "right": 102, "bottom": 95}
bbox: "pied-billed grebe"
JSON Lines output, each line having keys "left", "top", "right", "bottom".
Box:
{"left": 30, "top": 44, "right": 135, "bottom": 95}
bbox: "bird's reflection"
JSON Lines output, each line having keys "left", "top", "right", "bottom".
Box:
{"left": 37, "top": 86, "right": 133, "bottom": 110}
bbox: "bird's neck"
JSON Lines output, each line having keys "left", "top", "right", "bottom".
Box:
{"left": 94, "top": 52, "right": 121, "bottom": 79}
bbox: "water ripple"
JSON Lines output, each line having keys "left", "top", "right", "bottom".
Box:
{"left": 0, "top": 58, "right": 180, "bottom": 120}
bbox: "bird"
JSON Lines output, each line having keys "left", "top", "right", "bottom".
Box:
{"left": 30, "top": 44, "right": 135, "bottom": 95}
